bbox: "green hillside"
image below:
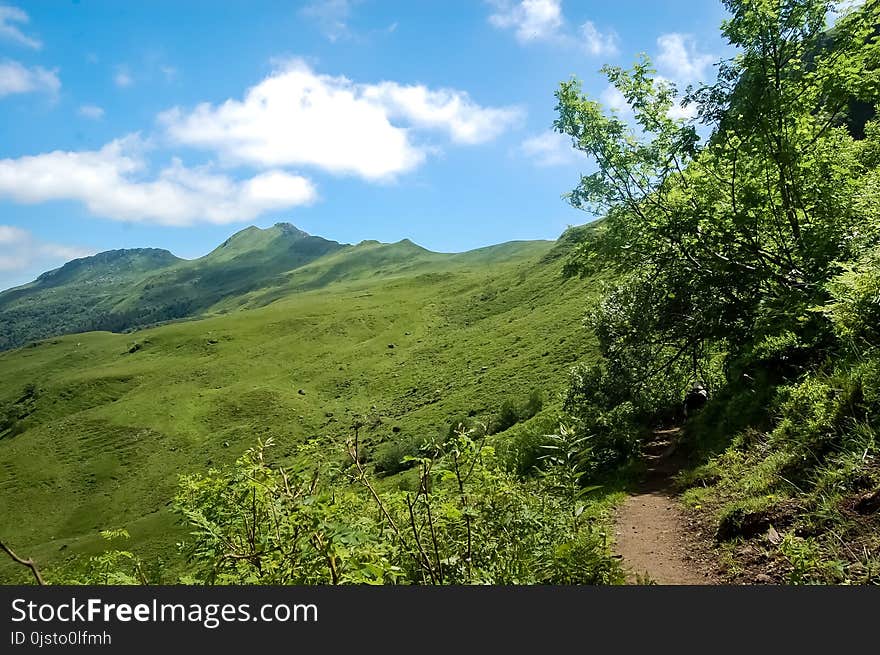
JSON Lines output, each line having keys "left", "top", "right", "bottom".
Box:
{"left": 0, "top": 228, "right": 606, "bottom": 580}
{"left": 0, "top": 223, "right": 345, "bottom": 351}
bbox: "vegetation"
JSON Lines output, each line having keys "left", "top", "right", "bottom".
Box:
{"left": 554, "top": 0, "right": 880, "bottom": 583}
{"left": 0, "top": 229, "right": 620, "bottom": 583}
{"left": 3, "top": 0, "right": 879, "bottom": 586}
{"left": 163, "top": 429, "right": 619, "bottom": 585}
{"left": 0, "top": 224, "right": 343, "bottom": 351}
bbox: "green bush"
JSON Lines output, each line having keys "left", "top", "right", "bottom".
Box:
{"left": 493, "top": 399, "right": 520, "bottom": 434}
{"left": 490, "top": 389, "right": 546, "bottom": 435}
{"left": 69, "top": 434, "right": 623, "bottom": 585}
{"left": 373, "top": 435, "right": 424, "bottom": 475}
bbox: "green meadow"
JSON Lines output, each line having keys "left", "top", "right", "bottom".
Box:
{"left": 0, "top": 226, "right": 604, "bottom": 579}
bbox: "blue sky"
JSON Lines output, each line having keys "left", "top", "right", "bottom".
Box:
{"left": 0, "top": 0, "right": 734, "bottom": 290}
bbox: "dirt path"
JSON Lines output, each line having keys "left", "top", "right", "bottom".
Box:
{"left": 614, "top": 428, "right": 720, "bottom": 585}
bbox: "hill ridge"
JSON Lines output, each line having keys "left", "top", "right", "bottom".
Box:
{"left": 0, "top": 224, "right": 562, "bottom": 351}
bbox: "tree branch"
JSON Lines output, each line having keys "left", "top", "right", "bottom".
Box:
{"left": 1, "top": 540, "right": 45, "bottom": 585}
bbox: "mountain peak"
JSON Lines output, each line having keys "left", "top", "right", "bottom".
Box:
{"left": 272, "top": 222, "right": 310, "bottom": 238}
{"left": 217, "top": 223, "right": 311, "bottom": 252}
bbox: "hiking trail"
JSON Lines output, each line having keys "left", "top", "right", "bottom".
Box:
{"left": 613, "top": 427, "right": 720, "bottom": 585}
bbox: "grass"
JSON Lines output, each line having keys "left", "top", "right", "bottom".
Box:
{"left": 675, "top": 376, "right": 880, "bottom": 584}
{"left": 0, "top": 231, "right": 606, "bottom": 581}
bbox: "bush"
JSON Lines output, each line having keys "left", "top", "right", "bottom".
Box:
{"left": 493, "top": 411, "right": 562, "bottom": 476}
{"left": 522, "top": 389, "right": 544, "bottom": 420}
{"left": 823, "top": 248, "right": 880, "bottom": 349}
{"left": 372, "top": 435, "right": 424, "bottom": 475}
{"left": 71, "top": 434, "right": 623, "bottom": 586}
{"left": 490, "top": 389, "right": 546, "bottom": 435}
{"left": 492, "top": 399, "right": 520, "bottom": 434}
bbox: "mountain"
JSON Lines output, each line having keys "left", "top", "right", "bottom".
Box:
{"left": 0, "top": 223, "right": 599, "bottom": 580}
{"left": 0, "top": 223, "right": 344, "bottom": 351}
{"left": 0, "top": 224, "right": 569, "bottom": 352}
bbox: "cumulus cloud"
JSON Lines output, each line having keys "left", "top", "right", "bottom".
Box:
{"left": 519, "top": 131, "right": 579, "bottom": 167}
{"left": 0, "top": 59, "right": 59, "bottom": 97}
{"left": 0, "top": 136, "right": 317, "bottom": 226}
{"left": 657, "top": 74, "right": 699, "bottom": 120}
{"left": 656, "top": 33, "right": 714, "bottom": 84}
{"left": 360, "top": 81, "right": 524, "bottom": 145}
{"left": 0, "top": 225, "right": 95, "bottom": 277}
{"left": 78, "top": 104, "right": 105, "bottom": 120}
{"left": 159, "top": 59, "right": 523, "bottom": 181}
{"left": 0, "top": 5, "right": 41, "bottom": 49}
{"left": 600, "top": 84, "right": 630, "bottom": 115}
{"left": 666, "top": 102, "right": 698, "bottom": 121}
{"left": 488, "top": 0, "right": 563, "bottom": 43}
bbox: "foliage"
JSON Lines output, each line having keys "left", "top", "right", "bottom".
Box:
{"left": 494, "top": 399, "right": 521, "bottom": 434}
{"left": 554, "top": 0, "right": 880, "bottom": 462}
{"left": 56, "top": 530, "right": 147, "bottom": 585}
{"left": 555, "top": 0, "right": 880, "bottom": 582}
{"left": 174, "top": 438, "right": 402, "bottom": 584}
{"left": 822, "top": 246, "right": 880, "bottom": 349}
{"left": 490, "top": 389, "right": 545, "bottom": 434}
{"left": 163, "top": 431, "right": 622, "bottom": 585}
{"left": 0, "top": 232, "right": 596, "bottom": 579}
{"left": 372, "top": 434, "right": 426, "bottom": 475}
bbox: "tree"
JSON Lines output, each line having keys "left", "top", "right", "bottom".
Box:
{"left": 554, "top": 0, "right": 880, "bottom": 415}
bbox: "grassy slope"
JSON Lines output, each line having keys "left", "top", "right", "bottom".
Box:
{"left": 0, "top": 235, "right": 605, "bottom": 581}
{"left": 0, "top": 224, "right": 345, "bottom": 351}
{"left": 0, "top": 249, "right": 183, "bottom": 351}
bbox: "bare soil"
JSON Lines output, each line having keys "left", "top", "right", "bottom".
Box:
{"left": 614, "top": 428, "right": 722, "bottom": 585}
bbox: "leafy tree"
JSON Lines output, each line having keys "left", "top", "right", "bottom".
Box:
{"left": 554, "top": 0, "right": 880, "bottom": 462}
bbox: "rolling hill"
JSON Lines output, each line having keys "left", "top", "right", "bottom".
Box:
{"left": 0, "top": 223, "right": 605, "bottom": 580}
{"left": 0, "top": 223, "right": 345, "bottom": 351}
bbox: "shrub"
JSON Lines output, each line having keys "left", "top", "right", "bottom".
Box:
{"left": 95, "top": 433, "right": 624, "bottom": 586}
{"left": 373, "top": 435, "right": 424, "bottom": 475}
{"left": 492, "top": 399, "right": 520, "bottom": 434}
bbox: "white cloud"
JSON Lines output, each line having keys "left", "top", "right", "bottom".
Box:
{"left": 0, "top": 136, "right": 318, "bottom": 226}
{"left": 0, "top": 59, "right": 59, "bottom": 97}
{"left": 600, "top": 84, "right": 630, "bottom": 115}
{"left": 0, "top": 5, "right": 41, "bottom": 49}
{"left": 580, "top": 20, "right": 618, "bottom": 57}
{"left": 656, "top": 33, "right": 714, "bottom": 84}
{"left": 114, "top": 66, "right": 133, "bottom": 88}
{"left": 360, "top": 82, "right": 524, "bottom": 145}
{"left": 301, "top": 0, "right": 359, "bottom": 42}
{"left": 488, "top": 0, "right": 563, "bottom": 43}
{"left": 0, "top": 225, "right": 95, "bottom": 274}
{"left": 78, "top": 104, "right": 105, "bottom": 120}
{"left": 520, "top": 131, "right": 578, "bottom": 167}
{"left": 666, "top": 100, "right": 698, "bottom": 121}
{"left": 655, "top": 75, "right": 698, "bottom": 120}
{"left": 159, "top": 59, "right": 523, "bottom": 181}
{"left": 488, "top": 2, "right": 618, "bottom": 59}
